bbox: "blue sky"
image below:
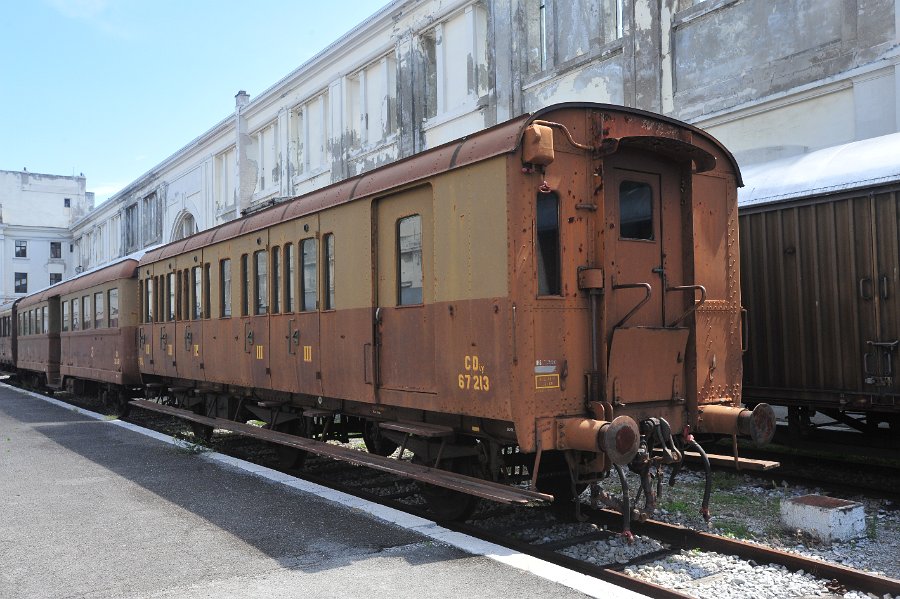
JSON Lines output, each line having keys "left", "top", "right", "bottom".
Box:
{"left": 0, "top": 0, "right": 388, "bottom": 204}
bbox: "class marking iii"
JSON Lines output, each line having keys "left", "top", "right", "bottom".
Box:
{"left": 256, "top": 345, "right": 264, "bottom": 360}
{"left": 145, "top": 344, "right": 151, "bottom": 355}
{"left": 114, "top": 350, "right": 120, "bottom": 367}
{"left": 193, "top": 344, "right": 200, "bottom": 357}
{"left": 535, "top": 374, "right": 560, "bottom": 389}
{"left": 303, "top": 345, "right": 313, "bottom": 362}
{"left": 167, "top": 344, "right": 173, "bottom": 357}
{"left": 458, "top": 355, "right": 490, "bottom": 391}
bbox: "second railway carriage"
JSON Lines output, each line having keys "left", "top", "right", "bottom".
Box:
{"left": 135, "top": 103, "right": 773, "bottom": 519}
{"left": 57, "top": 257, "right": 142, "bottom": 407}
{"left": 11, "top": 256, "right": 142, "bottom": 410}
{"left": 740, "top": 133, "right": 900, "bottom": 435}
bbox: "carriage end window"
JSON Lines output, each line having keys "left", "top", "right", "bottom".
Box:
{"left": 619, "top": 181, "right": 653, "bottom": 240}
{"left": 536, "top": 192, "right": 560, "bottom": 296}
{"left": 398, "top": 215, "right": 423, "bottom": 306}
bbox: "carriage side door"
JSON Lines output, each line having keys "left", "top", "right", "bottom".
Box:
{"left": 374, "top": 186, "right": 436, "bottom": 395}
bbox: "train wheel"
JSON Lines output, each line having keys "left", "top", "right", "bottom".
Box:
{"left": 535, "top": 451, "right": 586, "bottom": 506}
{"left": 413, "top": 454, "right": 480, "bottom": 521}
{"left": 275, "top": 418, "right": 308, "bottom": 470}
{"left": 102, "top": 388, "right": 130, "bottom": 418}
{"left": 187, "top": 402, "right": 214, "bottom": 442}
{"left": 362, "top": 420, "right": 398, "bottom": 456}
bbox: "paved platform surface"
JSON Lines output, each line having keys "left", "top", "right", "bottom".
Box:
{"left": 0, "top": 384, "right": 646, "bottom": 599}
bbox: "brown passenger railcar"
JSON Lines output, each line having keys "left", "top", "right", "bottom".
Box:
{"left": 740, "top": 135, "right": 900, "bottom": 435}
{"left": 133, "top": 103, "right": 772, "bottom": 521}
{"left": 11, "top": 257, "right": 141, "bottom": 412}
{"left": 57, "top": 257, "right": 142, "bottom": 405}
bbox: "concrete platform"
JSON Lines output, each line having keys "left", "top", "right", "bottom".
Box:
{"left": 0, "top": 384, "right": 646, "bottom": 599}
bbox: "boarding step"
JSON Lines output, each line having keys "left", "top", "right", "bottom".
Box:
{"left": 683, "top": 450, "right": 779, "bottom": 471}
{"left": 302, "top": 408, "right": 333, "bottom": 418}
{"left": 129, "top": 399, "right": 551, "bottom": 506}
{"left": 379, "top": 421, "right": 455, "bottom": 438}
{"left": 257, "top": 400, "right": 288, "bottom": 409}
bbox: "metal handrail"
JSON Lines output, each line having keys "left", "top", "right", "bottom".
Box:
{"left": 612, "top": 282, "right": 652, "bottom": 328}
{"left": 666, "top": 285, "right": 707, "bottom": 327}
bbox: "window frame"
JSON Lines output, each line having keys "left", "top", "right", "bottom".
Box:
{"left": 397, "top": 214, "right": 424, "bottom": 306}
{"left": 322, "top": 234, "right": 335, "bottom": 311}
{"left": 220, "top": 258, "right": 232, "bottom": 318}
{"left": 108, "top": 288, "right": 119, "bottom": 328}
{"left": 300, "top": 237, "right": 318, "bottom": 312}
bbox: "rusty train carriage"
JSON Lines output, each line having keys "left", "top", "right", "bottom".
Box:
{"left": 3, "top": 104, "right": 770, "bottom": 523}
{"left": 57, "top": 259, "right": 142, "bottom": 403}
{"left": 740, "top": 151, "right": 900, "bottom": 433}
{"left": 129, "top": 103, "right": 771, "bottom": 521}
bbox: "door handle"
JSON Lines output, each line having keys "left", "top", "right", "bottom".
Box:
{"left": 859, "top": 277, "right": 873, "bottom": 300}
{"left": 879, "top": 275, "right": 890, "bottom": 300}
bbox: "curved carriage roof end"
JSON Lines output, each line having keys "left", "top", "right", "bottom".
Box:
{"left": 18, "top": 250, "right": 145, "bottom": 309}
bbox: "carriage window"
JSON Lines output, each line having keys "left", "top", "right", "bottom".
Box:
{"left": 43, "top": 307, "right": 48, "bottom": 334}
{"left": 203, "top": 264, "right": 211, "bottom": 319}
{"left": 72, "top": 299, "right": 80, "bottom": 331}
{"left": 221, "top": 259, "right": 232, "bottom": 318}
{"left": 301, "top": 238, "right": 317, "bottom": 311}
{"left": 536, "top": 191, "right": 560, "bottom": 296}
{"left": 182, "top": 270, "right": 189, "bottom": 321}
{"left": 108, "top": 288, "right": 119, "bottom": 328}
{"left": 167, "top": 273, "right": 176, "bottom": 321}
{"left": 241, "top": 255, "right": 250, "bottom": 316}
{"left": 254, "top": 250, "right": 268, "bottom": 315}
{"left": 94, "top": 292, "right": 104, "bottom": 329}
{"left": 619, "top": 181, "right": 653, "bottom": 240}
{"left": 398, "top": 215, "right": 423, "bottom": 305}
{"left": 82, "top": 296, "right": 91, "bottom": 329}
{"left": 284, "top": 243, "right": 296, "bottom": 312}
{"left": 145, "top": 277, "right": 154, "bottom": 323}
{"left": 271, "top": 246, "right": 281, "bottom": 314}
{"left": 191, "top": 266, "right": 202, "bottom": 319}
{"left": 323, "top": 234, "right": 335, "bottom": 310}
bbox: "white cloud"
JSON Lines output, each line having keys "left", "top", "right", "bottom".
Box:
{"left": 45, "top": 0, "right": 133, "bottom": 39}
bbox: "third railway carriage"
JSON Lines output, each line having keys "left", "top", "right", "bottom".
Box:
{"left": 0, "top": 302, "right": 16, "bottom": 373}
{"left": 740, "top": 133, "right": 900, "bottom": 435}
{"left": 134, "top": 102, "right": 773, "bottom": 520}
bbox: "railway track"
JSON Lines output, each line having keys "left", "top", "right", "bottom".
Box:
{"left": 24, "top": 385, "right": 896, "bottom": 599}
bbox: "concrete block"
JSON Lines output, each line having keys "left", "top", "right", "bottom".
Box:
{"left": 780, "top": 495, "right": 866, "bottom": 542}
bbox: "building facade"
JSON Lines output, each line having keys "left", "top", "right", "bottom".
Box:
{"left": 0, "top": 170, "right": 93, "bottom": 303}
{"left": 70, "top": 0, "right": 900, "bottom": 270}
